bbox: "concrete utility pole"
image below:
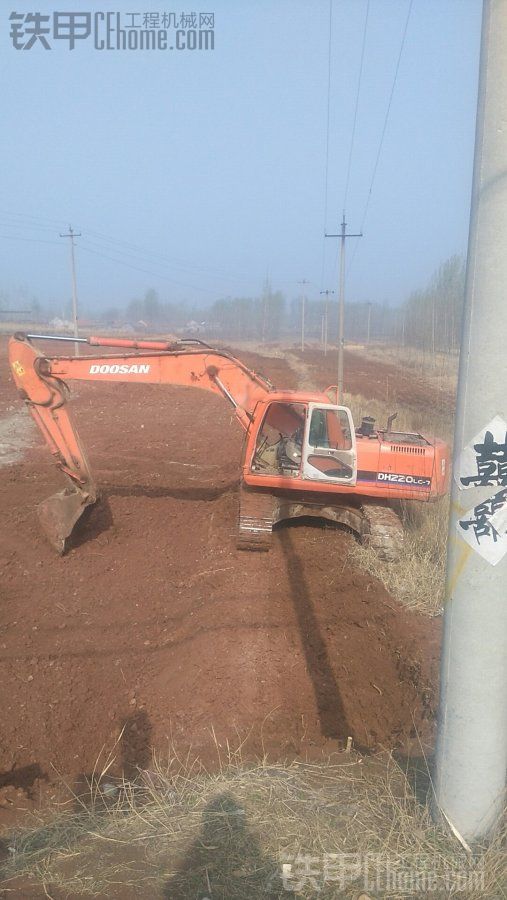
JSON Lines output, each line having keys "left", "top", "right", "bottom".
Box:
{"left": 59, "top": 225, "right": 81, "bottom": 356}
{"left": 320, "top": 289, "right": 334, "bottom": 356}
{"left": 297, "top": 279, "right": 309, "bottom": 352}
{"left": 366, "top": 301, "right": 373, "bottom": 345}
{"left": 261, "top": 274, "right": 271, "bottom": 344}
{"left": 325, "top": 214, "right": 361, "bottom": 399}
{"left": 433, "top": 0, "right": 507, "bottom": 842}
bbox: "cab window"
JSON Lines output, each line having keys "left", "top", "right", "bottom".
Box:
{"left": 251, "top": 402, "right": 306, "bottom": 477}
{"left": 308, "top": 408, "right": 352, "bottom": 450}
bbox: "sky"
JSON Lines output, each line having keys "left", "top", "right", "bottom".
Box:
{"left": 0, "top": 0, "right": 483, "bottom": 313}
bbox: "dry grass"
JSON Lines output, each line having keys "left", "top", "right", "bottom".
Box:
{"left": 348, "top": 497, "right": 449, "bottom": 615}
{"left": 352, "top": 343, "right": 459, "bottom": 396}
{"left": 1, "top": 747, "right": 504, "bottom": 898}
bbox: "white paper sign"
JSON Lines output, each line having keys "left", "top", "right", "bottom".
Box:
{"left": 455, "top": 415, "right": 507, "bottom": 490}
{"left": 457, "top": 487, "right": 507, "bottom": 566}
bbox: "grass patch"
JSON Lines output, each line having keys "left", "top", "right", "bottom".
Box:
{"left": 348, "top": 497, "right": 449, "bottom": 615}
{"left": 352, "top": 343, "right": 459, "bottom": 395}
{"left": 1, "top": 750, "right": 503, "bottom": 898}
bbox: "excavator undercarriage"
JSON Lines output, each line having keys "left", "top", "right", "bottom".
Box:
{"left": 237, "top": 484, "right": 404, "bottom": 560}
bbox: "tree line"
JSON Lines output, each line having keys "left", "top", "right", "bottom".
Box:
{"left": 179, "top": 254, "right": 465, "bottom": 351}
{"left": 3, "top": 255, "right": 465, "bottom": 352}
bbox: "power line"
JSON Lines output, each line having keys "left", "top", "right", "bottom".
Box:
{"left": 320, "top": 0, "right": 334, "bottom": 289}
{"left": 343, "top": 0, "right": 370, "bottom": 212}
{"left": 73, "top": 224, "right": 252, "bottom": 282}
{"left": 0, "top": 219, "right": 61, "bottom": 236}
{"left": 79, "top": 234, "right": 249, "bottom": 285}
{"left": 0, "top": 218, "right": 257, "bottom": 298}
{"left": 0, "top": 209, "right": 67, "bottom": 228}
{"left": 322, "top": 0, "right": 333, "bottom": 233}
{"left": 347, "top": 0, "right": 414, "bottom": 279}
{"left": 0, "top": 213, "right": 251, "bottom": 286}
{"left": 0, "top": 233, "right": 61, "bottom": 246}
{"left": 360, "top": 0, "right": 413, "bottom": 230}
{"left": 74, "top": 225, "right": 252, "bottom": 283}
{"left": 0, "top": 221, "right": 222, "bottom": 286}
{"left": 78, "top": 243, "right": 216, "bottom": 294}
{"left": 0, "top": 207, "right": 251, "bottom": 282}
{"left": 76, "top": 225, "right": 243, "bottom": 280}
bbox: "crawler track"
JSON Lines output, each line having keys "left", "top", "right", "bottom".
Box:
{"left": 361, "top": 502, "right": 405, "bottom": 561}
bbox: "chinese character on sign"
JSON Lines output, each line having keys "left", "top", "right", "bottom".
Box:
{"left": 200, "top": 12, "right": 214, "bottom": 27}
{"left": 459, "top": 428, "right": 507, "bottom": 487}
{"left": 459, "top": 488, "right": 507, "bottom": 544}
{"left": 53, "top": 13, "right": 92, "bottom": 49}
{"left": 458, "top": 487, "right": 507, "bottom": 565}
{"left": 455, "top": 415, "right": 507, "bottom": 490}
{"left": 9, "top": 11, "right": 51, "bottom": 49}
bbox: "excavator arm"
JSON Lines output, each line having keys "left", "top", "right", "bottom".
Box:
{"left": 8, "top": 332, "right": 272, "bottom": 553}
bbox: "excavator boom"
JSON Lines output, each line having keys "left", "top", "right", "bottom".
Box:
{"left": 9, "top": 333, "right": 272, "bottom": 552}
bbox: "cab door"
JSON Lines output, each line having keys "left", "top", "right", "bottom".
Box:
{"left": 302, "top": 403, "right": 357, "bottom": 485}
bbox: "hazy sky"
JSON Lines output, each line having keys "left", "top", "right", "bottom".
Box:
{"left": 0, "top": 0, "right": 482, "bottom": 312}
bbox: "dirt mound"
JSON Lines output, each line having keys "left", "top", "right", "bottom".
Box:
{"left": 0, "top": 342, "right": 440, "bottom": 823}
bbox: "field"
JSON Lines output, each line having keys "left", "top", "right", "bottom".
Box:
{"left": 2, "top": 335, "right": 502, "bottom": 898}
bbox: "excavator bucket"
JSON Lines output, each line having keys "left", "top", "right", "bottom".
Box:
{"left": 37, "top": 487, "right": 97, "bottom": 555}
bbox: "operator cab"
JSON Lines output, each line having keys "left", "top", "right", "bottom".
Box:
{"left": 251, "top": 400, "right": 357, "bottom": 485}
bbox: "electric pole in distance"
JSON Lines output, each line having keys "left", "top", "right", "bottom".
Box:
{"left": 320, "top": 289, "right": 335, "bottom": 356}
{"left": 433, "top": 0, "right": 507, "bottom": 842}
{"left": 366, "top": 301, "right": 373, "bottom": 345}
{"left": 59, "top": 225, "right": 81, "bottom": 356}
{"left": 297, "top": 279, "right": 310, "bottom": 352}
{"left": 325, "top": 213, "right": 361, "bottom": 400}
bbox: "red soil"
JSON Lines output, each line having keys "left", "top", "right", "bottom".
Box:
{"left": 0, "top": 338, "right": 440, "bottom": 826}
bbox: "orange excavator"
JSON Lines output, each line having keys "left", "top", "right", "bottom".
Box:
{"left": 8, "top": 332, "right": 450, "bottom": 558}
